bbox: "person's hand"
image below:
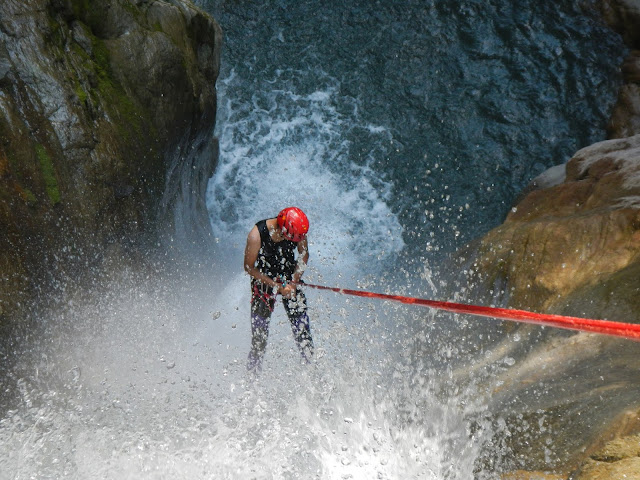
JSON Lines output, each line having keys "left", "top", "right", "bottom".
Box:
{"left": 279, "top": 284, "right": 296, "bottom": 299}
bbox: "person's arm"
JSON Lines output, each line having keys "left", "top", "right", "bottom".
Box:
{"left": 292, "top": 236, "right": 309, "bottom": 284}
{"left": 279, "top": 238, "right": 308, "bottom": 298}
{"left": 268, "top": 236, "right": 309, "bottom": 298}
{"left": 244, "top": 226, "right": 286, "bottom": 294}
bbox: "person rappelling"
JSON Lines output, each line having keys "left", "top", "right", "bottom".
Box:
{"left": 243, "top": 207, "right": 314, "bottom": 373}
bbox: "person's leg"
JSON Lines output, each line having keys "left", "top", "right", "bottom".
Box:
{"left": 283, "top": 288, "right": 314, "bottom": 363}
{"left": 247, "top": 313, "right": 269, "bottom": 372}
{"left": 247, "top": 283, "right": 275, "bottom": 372}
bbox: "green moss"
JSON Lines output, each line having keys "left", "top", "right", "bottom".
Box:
{"left": 92, "top": 37, "right": 110, "bottom": 73}
{"left": 82, "top": 35, "right": 148, "bottom": 142}
{"left": 48, "top": 5, "right": 158, "bottom": 169}
{"left": 47, "top": 16, "right": 66, "bottom": 50}
{"left": 96, "top": 70, "right": 143, "bottom": 142}
{"left": 63, "top": 22, "right": 150, "bottom": 144}
{"left": 121, "top": 0, "right": 145, "bottom": 22}
{"left": 74, "top": 82, "right": 88, "bottom": 103}
{"left": 35, "top": 144, "right": 60, "bottom": 205}
{"left": 70, "top": 0, "right": 91, "bottom": 24}
{"left": 22, "top": 188, "right": 37, "bottom": 206}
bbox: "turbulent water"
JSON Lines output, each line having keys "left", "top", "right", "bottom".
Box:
{"left": 0, "top": 0, "right": 626, "bottom": 478}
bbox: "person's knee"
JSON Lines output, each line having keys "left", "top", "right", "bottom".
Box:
{"left": 284, "top": 298, "right": 307, "bottom": 318}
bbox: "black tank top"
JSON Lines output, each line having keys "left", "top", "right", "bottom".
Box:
{"left": 255, "top": 219, "right": 297, "bottom": 280}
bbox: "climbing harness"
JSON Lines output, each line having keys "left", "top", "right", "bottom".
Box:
{"left": 252, "top": 282, "right": 276, "bottom": 313}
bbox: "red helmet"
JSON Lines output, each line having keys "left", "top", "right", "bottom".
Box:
{"left": 277, "top": 207, "right": 309, "bottom": 242}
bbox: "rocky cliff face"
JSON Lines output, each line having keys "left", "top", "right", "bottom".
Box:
{"left": 468, "top": 135, "right": 640, "bottom": 473}
{"left": 463, "top": 0, "right": 640, "bottom": 475}
{"left": 601, "top": 0, "right": 640, "bottom": 138}
{"left": 474, "top": 134, "right": 640, "bottom": 318}
{"left": 469, "top": 0, "right": 640, "bottom": 318}
{"left": 0, "top": 0, "right": 221, "bottom": 323}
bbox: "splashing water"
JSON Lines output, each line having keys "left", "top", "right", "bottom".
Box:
{"left": 0, "top": 0, "right": 626, "bottom": 477}
{"left": 206, "top": 67, "right": 405, "bottom": 275}
{"left": 0, "top": 263, "right": 493, "bottom": 479}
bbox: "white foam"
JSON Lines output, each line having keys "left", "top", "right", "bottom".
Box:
{"left": 0, "top": 264, "right": 487, "bottom": 480}
{"left": 207, "top": 68, "right": 405, "bottom": 277}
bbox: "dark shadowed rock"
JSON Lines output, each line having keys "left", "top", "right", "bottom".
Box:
{"left": 600, "top": 0, "right": 640, "bottom": 139}
{"left": 599, "top": 0, "right": 640, "bottom": 47}
{"left": 0, "top": 0, "right": 221, "bottom": 323}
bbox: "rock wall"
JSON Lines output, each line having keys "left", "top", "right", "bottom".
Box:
{"left": 601, "top": 0, "right": 640, "bottom": 138}
{"left": 0, "top": 0, "right": 221, "bottom": 323}
{"left": 463, "top": 0, "right": 640, "bottom": 475}
{"left": 473, "top": 134, "right": 640, "bottom": 318}
{"left": 469, "top": 0, "right": 640, "bottom": 318}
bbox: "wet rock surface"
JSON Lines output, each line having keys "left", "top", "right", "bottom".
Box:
{"left": 0, "top": 0, "right": 221, "bottom": 323}
{"left": 474, "top": 134, "right": 640, "bottom": 316}
{"left": 469, "top": 1, "right": 640, "bottom": 475}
